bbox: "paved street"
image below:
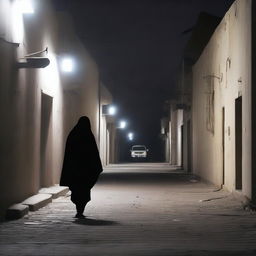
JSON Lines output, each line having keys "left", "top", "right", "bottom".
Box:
{"left": 1, "top": 164, "right": 256, "bottom": 256}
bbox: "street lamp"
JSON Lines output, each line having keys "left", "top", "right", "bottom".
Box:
{"left": 108, "top": 105, "right": 117, "bottom": 115}
{"left": 128, "top": 132, "right": 134, "bottom": 141}
{"left": 61, "top": 57, "right": 74, "bottom": 73}
{"left": 118, "top": 120, "right": 127, "bottom": 129}
{"left": 102, "top": 104, "right": 117, "bottom": 116}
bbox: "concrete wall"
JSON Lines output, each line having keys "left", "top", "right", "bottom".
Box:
{"left": 182, "top": 112, "right": 192, "bottom": 172}
{"left": 160, "top": 117, "right": 170, "bottom": 163}
{"left": 107, "top": 122, "right": 118, "bottom": 164}
{"left": 170, "top": 102, "right": 183, "bottom": 166}
{"left": 181, "top": 62, "right": 193, "bottom": 172}
{"left": 252, "top": 0, "right": 256, "bottom": 204}
{"left": 192, "top": 0, "right": 252, "bottom": 198}
{"left": 99, "top": 84, "right": 113, "bottom": 166}
{"left": 0, "top": 0, "right": 102, "bottom": 217}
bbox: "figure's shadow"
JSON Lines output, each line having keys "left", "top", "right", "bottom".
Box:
{"left": 73, "top": 217, "right": 118, "bottom": 226}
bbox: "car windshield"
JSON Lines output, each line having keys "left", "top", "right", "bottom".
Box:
{"left": 132, "top": 146, "right": 146, "bottom": 151}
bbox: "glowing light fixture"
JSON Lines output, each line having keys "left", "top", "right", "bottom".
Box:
{"left": 20, "top": 0, "right": 34, "bottom": 14}
{"left": 128, "top": 132, "right": 134, "bottom": 141}
{"left": 108, "top": 106, "right": 117, "bottom": 115}
{"left": 102, "top": 104, "right": 117, "bottom": 115}
{"left": 119, "top": 120, "right": 127, "bottom": 129}
{"left": 61, "top": 58, "right": 74, "bottom": 73}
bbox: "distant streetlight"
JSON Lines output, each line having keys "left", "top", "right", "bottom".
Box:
{"left": 61, "top": 58, "right": 74, "bottom": 73}
{"left": 128, "top": 132, "right": 134, "bottom": 141}
{"left": 20, "top": 0, "right": 34, "bottom": 14}
{"left": 108, "top": 105, "right": 117, "bottom": 115}
{"left": 118, "top": 120, "right": 127, "bottom": 129}
{"left": 102, "top": 104, "right": 117, "bottom": 116}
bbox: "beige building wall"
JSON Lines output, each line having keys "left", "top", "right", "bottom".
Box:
{"left": 182, "top": 111, "right": 192, "bottom": 172}
{"left": 170, "top": 102, "right": 184, "bottom": 166}
{"left": 57, "top": 12, "right": 101, "bottom": 143}
{"left": 0, "top": 0, "right": 102, "bottom": 217}
{"left": 252, "top": 1, "right": 256, "bottom": 204}
{"left": 192, "top": 0, "right": 251, "bottom": 198}
{"left": 107, "top": 122, "right": 118, "bottom": 164}
{"left": 99, "top": 84, "right": 113, "bottom": 166}
{"left": 176, "top": 109, "right": 184, "bottom": 166}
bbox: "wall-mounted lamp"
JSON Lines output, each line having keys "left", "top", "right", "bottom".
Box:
{"left": 17, "top": 47, "right": 50, "bottom": 68}
{"left": 128, "top": 132, "right": 134, "bottom": 141}
{"left": 61, "top": 58, "right": 74, "bottom": 73}
{"left": 117, "top": 120, "right": 127, "bottom": 129}
{"left": 102, "top": 105, "right": 117, "bottom": 116}
{"left": 17, "top": 57, "right": 50, "bottom": 68}
{"left": 108, "top": 106, "right": 116, "bottom": 115}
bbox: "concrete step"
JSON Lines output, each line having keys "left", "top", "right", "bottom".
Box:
{"left": 39, "top": 186, "right": 69, "bottom": 199}
{"left": 5, "top": 186, "right": 69, "bottom": 220}
{"left": 5, "top": 204, "right": 29, "bottom": 220}
{"left": 22, "top": 194, "right": 52, "bottom": 211}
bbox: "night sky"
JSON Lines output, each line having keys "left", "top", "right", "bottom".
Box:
{"left": 52, "top": 0, "right": 235, "bottom": 162}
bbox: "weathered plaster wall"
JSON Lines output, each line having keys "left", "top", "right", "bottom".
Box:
{"left": 0, "top": 0, "right": 101, "bottom": 217}
{"left": 170, "top": 103, "right": 183, "bottom": 166}
{"left": 192, "top": 0, "right": 251, "bottom": 198}
{"left": 252, "top": 0, "right": 256, "bottom": 204}
{"left": 99, "top": 84, "right": 113, "bottom": 166}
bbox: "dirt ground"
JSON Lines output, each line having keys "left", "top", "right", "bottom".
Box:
{"left": 1, "top": 164, "right": 256, "bottom": 256}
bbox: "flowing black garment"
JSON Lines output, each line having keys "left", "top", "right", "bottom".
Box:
{"left": 60, "top": 116, "right": 103, "bottom": 205}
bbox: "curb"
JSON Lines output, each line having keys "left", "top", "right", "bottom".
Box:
{"left": 39, "top": 186, "right": 69, "bottom": 199}
{"left": 6, "top": 186, "right": 69, "bottom": 220}
{"left": 22, "top": 194, "right": 53, "bottom": 211}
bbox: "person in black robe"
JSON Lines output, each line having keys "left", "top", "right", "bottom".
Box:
{"left": 60, "top": 116, "right": 103, "bottom": 218}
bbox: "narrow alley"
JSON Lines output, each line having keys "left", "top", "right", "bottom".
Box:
{"left": 1, "top": 1, "right": 256, "bottom": 255}
{"left": 1, "top": 164, "right": 256, "bottom": 256}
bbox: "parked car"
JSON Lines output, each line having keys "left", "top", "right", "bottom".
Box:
{"left": 130, "top": 145, "right": 148, "bottom": 158}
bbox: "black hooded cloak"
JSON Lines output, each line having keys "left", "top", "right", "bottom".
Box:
{"left": 60, "top": 116, "right": 103, "bottom": 204}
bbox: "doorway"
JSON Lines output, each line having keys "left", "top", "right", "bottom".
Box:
{"left": 235, "top": 96, "right": 242, "bottom": 190}
{"left": 181, "top": 125, "right": 184, "bottom": 167}
{"left": 187, "top": 120, "right": 191, "bottom": 172}
{"left": 222, "top": 107, "right": 225, "bottom": 186}
{"left": 40, "top": 92, "right": 53, "bottom": 188}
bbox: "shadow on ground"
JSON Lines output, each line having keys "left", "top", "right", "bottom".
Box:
{"left": 73, "top": 217, "right": 118, "bottom": 226}
{"left": 97, "top": 172, "right": 197, "bottom": 185}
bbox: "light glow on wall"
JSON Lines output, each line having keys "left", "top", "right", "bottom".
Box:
{"left": 10, "top": 0, "right": 34, "bottom": 43}
{"left": 19, "top": 0, "right": 34, "bottom": 14}
{"left": 11, "top": 1, "right": 24, "bottom": 43}
{"left": 40, "top": 52, "right": 61, "bottom": 97}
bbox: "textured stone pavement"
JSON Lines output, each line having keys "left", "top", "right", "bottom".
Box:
{"left": 1, "top": 164, "right": 256, "bottom": 256}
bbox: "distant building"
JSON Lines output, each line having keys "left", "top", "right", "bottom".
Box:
{"left": 168, "top": 12, "right": 221, "bottom": 170}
